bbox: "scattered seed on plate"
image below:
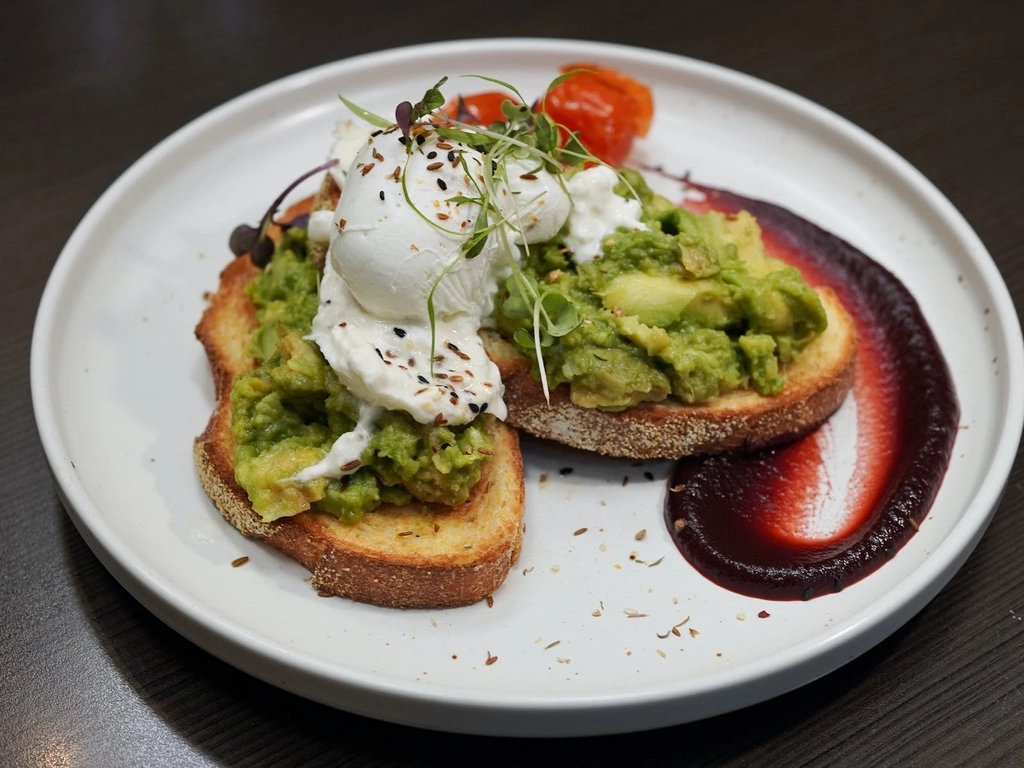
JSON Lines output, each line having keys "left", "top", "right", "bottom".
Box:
{"left": 230, "top": 556, "right": 249, "bottom": 568}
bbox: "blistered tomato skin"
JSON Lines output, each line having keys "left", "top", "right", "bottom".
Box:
{"left": 544, "top": 72, "right": 637, "bottom": 167}
{"left": 559, "top": 62, "right": 654, "bottom": 137}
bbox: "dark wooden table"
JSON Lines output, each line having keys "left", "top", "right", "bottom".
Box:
{"left": 5, "top": 0, "right": 1022, "bottom": 764}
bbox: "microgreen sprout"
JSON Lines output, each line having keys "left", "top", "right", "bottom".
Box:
{"left": 229, "top": 158, "right": 339, "bottom": 267}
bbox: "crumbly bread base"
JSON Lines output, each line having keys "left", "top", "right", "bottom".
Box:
{"left": 194, "top": 251, "right": 524, "bottom": 609}
{"left": 481, "top": 288, "right": 857, "bottom": 459}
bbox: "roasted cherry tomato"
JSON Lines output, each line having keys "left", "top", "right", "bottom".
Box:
{"left": 442, "top": 91, "right": 519, "bottom": 125}
{"left": 543, "top": 64, "right": 653, "bottom": 166}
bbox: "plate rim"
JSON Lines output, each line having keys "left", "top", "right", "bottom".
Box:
{"left": 30, "top": 37, "right": 1024, "bottom": 736}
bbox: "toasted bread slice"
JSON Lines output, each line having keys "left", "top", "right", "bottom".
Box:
{"left": 194, "top": 243, "right": 524, "bottom": 609}
{"left": 480, "top": 287, "right": 857, "bottom": 459}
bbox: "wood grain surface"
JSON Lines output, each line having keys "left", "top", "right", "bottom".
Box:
{"left": 3, "top": 0, "right": 1022, "bottom": 765}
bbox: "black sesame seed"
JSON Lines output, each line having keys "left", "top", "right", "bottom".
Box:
{"left": 801, "top": 587, "right": 814, "bottom": 601}
{"left": 398, "top": 136, "right": 409, "bottom": 146}
{"left": 379, "top": 190, "right": 385, "bottom": 201}
{"left": 644, "top": 471, "right": 654, "bottom": 481}
{"left": 371, "top": 129, "right": 383, "bottom": 137}
{"left": 447, "top": 150, "right": 456, "bottom": 162}
{"left": 417, "top": 375, "right": 429, "bottom": 384}
{"left": 437, "top": 178, "right": 447, "bottom": 191}
{"left": 559, "top": 467, "right": 573, "bottom": 475}
{"left": 394, "top": 327, "right": 407, "bottom": 338}
{"left": 468, "top": 402, "right": 480, "bottom": 413}
{"left": 479, "top": 402, "right": 488, "bottom": 413}
{"left": 374, "top": 348, "right": 383, "bottom": 360}
{"left": 427, "top": 151, "right": 437, "bottom": 159}
{"left": 440, "top": 442, "right": 451, "bottom": 450}
{"left": 416, "top": 133, "right": 426, "bottom": 145}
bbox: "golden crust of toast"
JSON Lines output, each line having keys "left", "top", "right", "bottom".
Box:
{"left": 481, "top": 288, "right": 857, "bottom": 459}
{"left": 194, "top": 250, "right": 524, "bottom": 609}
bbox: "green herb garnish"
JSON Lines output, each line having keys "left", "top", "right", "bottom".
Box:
{"left": 229, "top": 159, "right": 339, "bottom": 267}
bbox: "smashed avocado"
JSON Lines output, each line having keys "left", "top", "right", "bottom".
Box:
{"left": 496, "top": 170, "right": 828, "bottom": 409}
{"left": 231, "top": 229, "right": 494, "bottom": 523}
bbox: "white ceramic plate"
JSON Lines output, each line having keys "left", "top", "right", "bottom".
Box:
{"left": 31, "top": 39, "right": 1023, "bottom": 737}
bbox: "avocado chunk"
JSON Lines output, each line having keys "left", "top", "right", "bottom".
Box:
{"left": 561, "top": 345, "right": 671, "bottom": 410}
{"left": 601, "top": 273, "right": 739, "bottom": 329}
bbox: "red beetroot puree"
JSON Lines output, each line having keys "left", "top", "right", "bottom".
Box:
{"left": 666, "top": 184, "right": 959, "bottom": 601}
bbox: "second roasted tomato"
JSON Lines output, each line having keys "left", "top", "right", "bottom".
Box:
{"left": 543, "top": 64, "right": 653, "bottom": 167}
{"left": 442, "top": 91, "right": 519, "bottom": 126}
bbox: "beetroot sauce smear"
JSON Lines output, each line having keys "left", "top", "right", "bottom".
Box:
{"left": 667, "top": 184, "right": 959, "bottom": 600}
